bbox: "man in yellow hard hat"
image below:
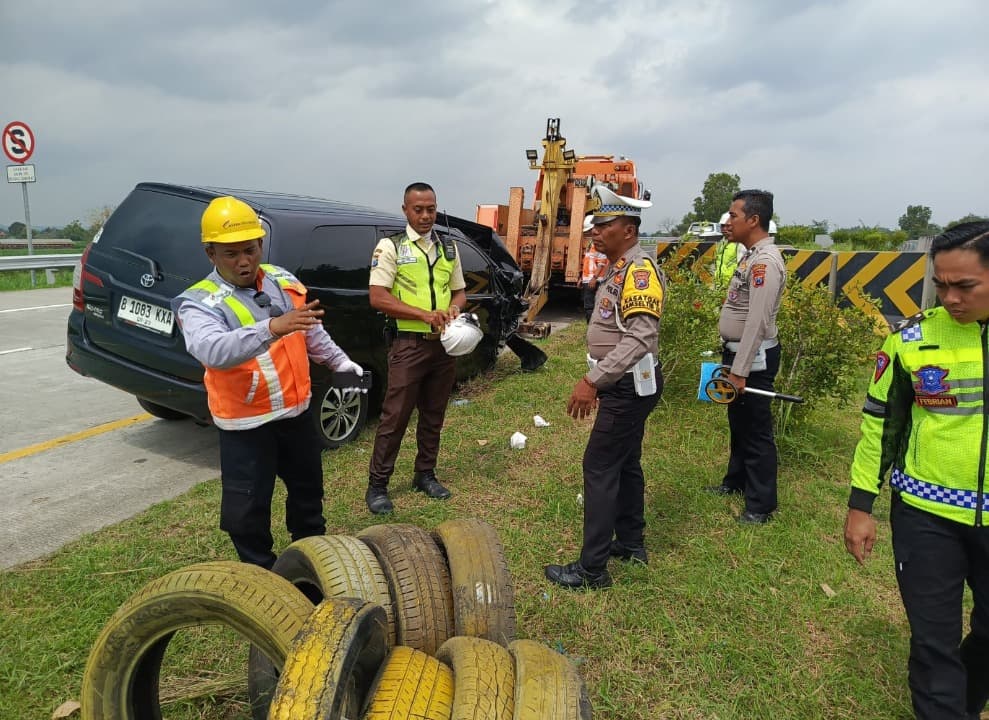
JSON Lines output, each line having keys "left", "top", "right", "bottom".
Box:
{"left": 175, "top": 195, "right": 362, "bottom": 569}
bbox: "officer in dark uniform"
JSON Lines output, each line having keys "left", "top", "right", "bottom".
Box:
{"left": 705, "top": 190, "right": 787, "bottom": 525}
{"left": 545, "top": 183, "right": 665, "bottom": 590}
{"left": 365, "top": 182, "right": 467, "bottom": 514}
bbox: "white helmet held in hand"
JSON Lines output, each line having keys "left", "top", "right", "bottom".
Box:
{"left": 441, "top": 313, "right": 483, "bottom": 357}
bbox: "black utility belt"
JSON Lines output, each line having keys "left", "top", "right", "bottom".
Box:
{"left": 396, "top": 330, "right": 442, "bottom": 341}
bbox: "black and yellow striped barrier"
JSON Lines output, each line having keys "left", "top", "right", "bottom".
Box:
{"left": 655, "top": 242, "right": 929, "bottom": 325}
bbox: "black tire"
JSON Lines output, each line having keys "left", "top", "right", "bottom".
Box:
{"left": 358, "top": 524, "right": 455, "bottom": 656}
{"left": 268, "top": 598, "right": 389, "bottom": 720}
{"left": 312, "top": 382, "right": 368, "bottom": 449}
{"left": 136, "top": 397, "right": 189, "bottom": 420}
{"left": 433, "top": 518, "right": 517, "bottom": 646}
{"left": 80, "top": 561, "right": 313, "bottom": 720}
{"left": 361, "top": 645, "right": 455, "bottom": 719}
{"left": 509, "top": 640, "right": 593, "bottom": 720}
{"left": 248, "top": 535, "right": 397, "bottom": 718}
{"left": 436, "top": 636, "right": 515, "bottom": 720}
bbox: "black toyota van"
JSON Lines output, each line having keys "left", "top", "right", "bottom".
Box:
{"left": 67, "top": 182, "right": 533, "bottom": 447}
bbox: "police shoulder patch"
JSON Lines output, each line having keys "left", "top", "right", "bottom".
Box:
{"left": 620, "top": 259, "right": 664, "bottom": 319}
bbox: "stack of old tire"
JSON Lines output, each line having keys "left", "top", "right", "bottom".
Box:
{"left": 80, "top": 518, "right": 593, "bottom": 719}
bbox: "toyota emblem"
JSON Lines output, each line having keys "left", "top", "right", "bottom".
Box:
{"left": 140, "top": 273, "right": 156, "bottom": 288}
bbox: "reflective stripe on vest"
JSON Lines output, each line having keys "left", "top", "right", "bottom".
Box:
{"left": 891, "top": 468, "right": 989, "bottom": 512}
{"left": 181, "top": 269, "right": 310, "bottom": 430}
{"left": 389, "top": 233, "right": 454, "bottom": 333}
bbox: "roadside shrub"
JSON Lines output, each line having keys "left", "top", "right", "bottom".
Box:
{"left": 774, "top": 277, "right": 878, "bottom": 434}
{"left": 657, "top": 259, "right": 723, "bottom": 388}
{"left": 657, "top": 258, "right": 878, "bottom": 435}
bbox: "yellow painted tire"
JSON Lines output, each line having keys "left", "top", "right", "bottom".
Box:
{"left": 270, "top": 535, "right": 396, "bottom": 642}
{"left": 268, "top": 597, "right": 389, "bottom": 720}
{"left": 248, "top": 535, "right": 397, "bottom": 718}
{"left": 80, "top": 561, "right": 312, "bottom": 720}
{"left": 433, "top": 518, "right": 517, "bottom": 645}
{"left": 358, "top": 524, "right": 454, "bottom": 655}
{"left": 509, "top": 640, "right": 593, "bottom": 720}
{"left": 362, "top": 645, "right": 454, "bottom": 720}
{"left": 436, "top": 636, "right": 515, "bottom": 720}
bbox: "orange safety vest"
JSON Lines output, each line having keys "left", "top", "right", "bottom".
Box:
{"left": 581, "top": 247, "right": 608, "bottom": 285}
{"left": 182, "top": 265, "right": 312, "bottom": 430}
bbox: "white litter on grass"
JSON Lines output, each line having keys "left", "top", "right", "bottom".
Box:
{"left": 533, "top": 415, "right": 550, "bottom": 427}
{"left": 576, "top": 493, "right": 584, "bottom": 506}
{"left": 510, "top": 432, "right": 527, "bottom": 449}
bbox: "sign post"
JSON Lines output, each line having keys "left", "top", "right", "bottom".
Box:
{"left": 4, "top": 121, "right": 37, "bottom": 286}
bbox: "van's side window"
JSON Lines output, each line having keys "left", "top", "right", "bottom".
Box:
{"left": 301, "top": 225, "right": 379, "bottom": 290}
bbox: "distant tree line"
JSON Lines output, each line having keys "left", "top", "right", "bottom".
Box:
{"left": 650, "top": 172, "right": 987, "bottom": 249}
{"left": 3, "top": 206, "right": 115, "bottom": 245}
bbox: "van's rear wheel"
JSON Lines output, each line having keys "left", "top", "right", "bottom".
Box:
{"left": 136, "top": 397, "right": 189, "bottom": 421}
{"left": 311, "top": 383, "right": 368, "bottom": 449}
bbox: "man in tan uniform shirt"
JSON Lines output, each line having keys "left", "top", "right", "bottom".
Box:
{"left": 706, "top": 189, "right": 787, "bottom": 524}
{"left": 545, "top": 184, "right": 665, "bottom": 590}
{"left": 365, "top": 182, "right": 467, "bottom": 514}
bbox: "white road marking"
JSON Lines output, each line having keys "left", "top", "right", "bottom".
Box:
{"left": 0, "top": 347, "right": 32, "bottom": 355}
{"left": 0, "top": 303, "right": 72, "bottom": 314}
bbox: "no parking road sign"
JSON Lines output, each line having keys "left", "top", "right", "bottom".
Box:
{"left": 3, "top": 121, "right": 35, "bottom": 164}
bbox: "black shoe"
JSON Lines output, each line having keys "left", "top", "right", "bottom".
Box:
{"left": 365, "top": 486, "right": 393, "bottom": 515}
{"left": 544, "top": 561, "right": 612, "bottom": 590}
{"left": 412, "top": 470, "right": 452, "bottom": 500}
{"left": 737, "top": 510, "right": 772, "bottom": 525}
{"left": 610, "top": 540, "right": 648, "bottom": 564}
{"left": 705, "top": 484, "right": 742, "bottom": 496}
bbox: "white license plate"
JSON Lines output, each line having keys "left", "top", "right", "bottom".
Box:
{"left": 117, "top": 295, "right": 174, "bottom": 335}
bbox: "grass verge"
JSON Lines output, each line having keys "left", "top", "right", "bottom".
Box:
{"left": 0, "top": 323, "right": 916, "bottom": 719}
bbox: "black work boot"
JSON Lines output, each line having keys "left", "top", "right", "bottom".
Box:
{"left": 610, "top": 539, "right": 648, "bottom": 565}
{"left": 544, "top": 561, "right": 612, "bottom": 590}
{"left": 365, "top": 485, "right": 393, "bottom": 515}
{"left": 412, "top": 470, "right": 452, "bottom": 500}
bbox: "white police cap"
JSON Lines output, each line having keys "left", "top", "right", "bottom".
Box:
{"left": 588, "top": 183, "right": 652, "bottom": 225}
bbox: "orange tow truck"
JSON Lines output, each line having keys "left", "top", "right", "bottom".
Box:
{"left": 476, "top": 118, "right": 643, "bottom": 334}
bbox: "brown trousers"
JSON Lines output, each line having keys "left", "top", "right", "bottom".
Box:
{"left": 368, "top": 336, "right": 456, "bottom": 488}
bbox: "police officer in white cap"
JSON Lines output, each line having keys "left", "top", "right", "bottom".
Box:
{"left": 545, "top": 183, "right": 666, "bottom": 589}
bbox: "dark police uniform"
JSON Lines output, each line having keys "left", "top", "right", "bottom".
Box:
{"left": 717, "top": 237, "right": 787, "bottom": 515}
{"left": 580, "top": 243, "right": 666, "bottom": 571}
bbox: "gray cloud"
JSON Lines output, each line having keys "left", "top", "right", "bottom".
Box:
{"left": 1, "top": 0, "right": 987, "bottom": 234}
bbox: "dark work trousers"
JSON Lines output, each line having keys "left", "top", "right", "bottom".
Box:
{"left": 579, "top": 371, "right": 662, "bottom": 572}
{"left": 891, "top": 494, "right": 989, "bottom": 720}
{"left": 368, "top": 336, "right": 456, "bottom": 488}
{"left": 582, "top": 284, "right": 597, "bottom": 322}
{"left": 217, "top": 408, "right": 326, "bottom": 569}
{"left": 721, "top": 343, "right": 781, "bottom": 515}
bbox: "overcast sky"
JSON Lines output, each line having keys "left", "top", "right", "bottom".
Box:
{"left": 2, "top": 0, "right": 987, "bottom": 233}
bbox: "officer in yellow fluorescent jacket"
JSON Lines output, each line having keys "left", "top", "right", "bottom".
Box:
{"left": 845, "top": 221, "right": 989, "bottom": 720}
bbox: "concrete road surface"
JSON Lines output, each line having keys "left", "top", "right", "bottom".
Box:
{"left": 0, "top": 287, "right": 220, "bottom": 569}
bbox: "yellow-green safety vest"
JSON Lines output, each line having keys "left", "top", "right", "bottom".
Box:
{"left": 389, "top": 233, "right": 455, "bottom": 333}
{"left": 850, "top": 307, "right": 989, "bottom": 526}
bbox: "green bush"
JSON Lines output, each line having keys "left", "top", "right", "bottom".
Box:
{"left": 658, "top": 259, "right": 877, "bottom": 435}
{"left": 774, "top": 278, "right": 878, "bottom": 433}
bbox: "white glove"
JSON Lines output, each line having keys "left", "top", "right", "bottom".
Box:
{"left": 336, "top": 359, "right": 363, "bottom": 376}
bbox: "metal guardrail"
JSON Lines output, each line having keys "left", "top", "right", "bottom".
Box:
{"left": 0, "top": 254, "right": 81, "bottom": 272}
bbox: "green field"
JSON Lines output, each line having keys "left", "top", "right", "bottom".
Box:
{"left": 0, "top": 247, "right": 81, "bottom": 291}
{"left": 0, "top": 324, "right": 920, "bottom": 719}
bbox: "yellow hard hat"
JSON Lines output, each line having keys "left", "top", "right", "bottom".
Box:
{"left": 201, "top": 196, "right": 265, "bottom": 244}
